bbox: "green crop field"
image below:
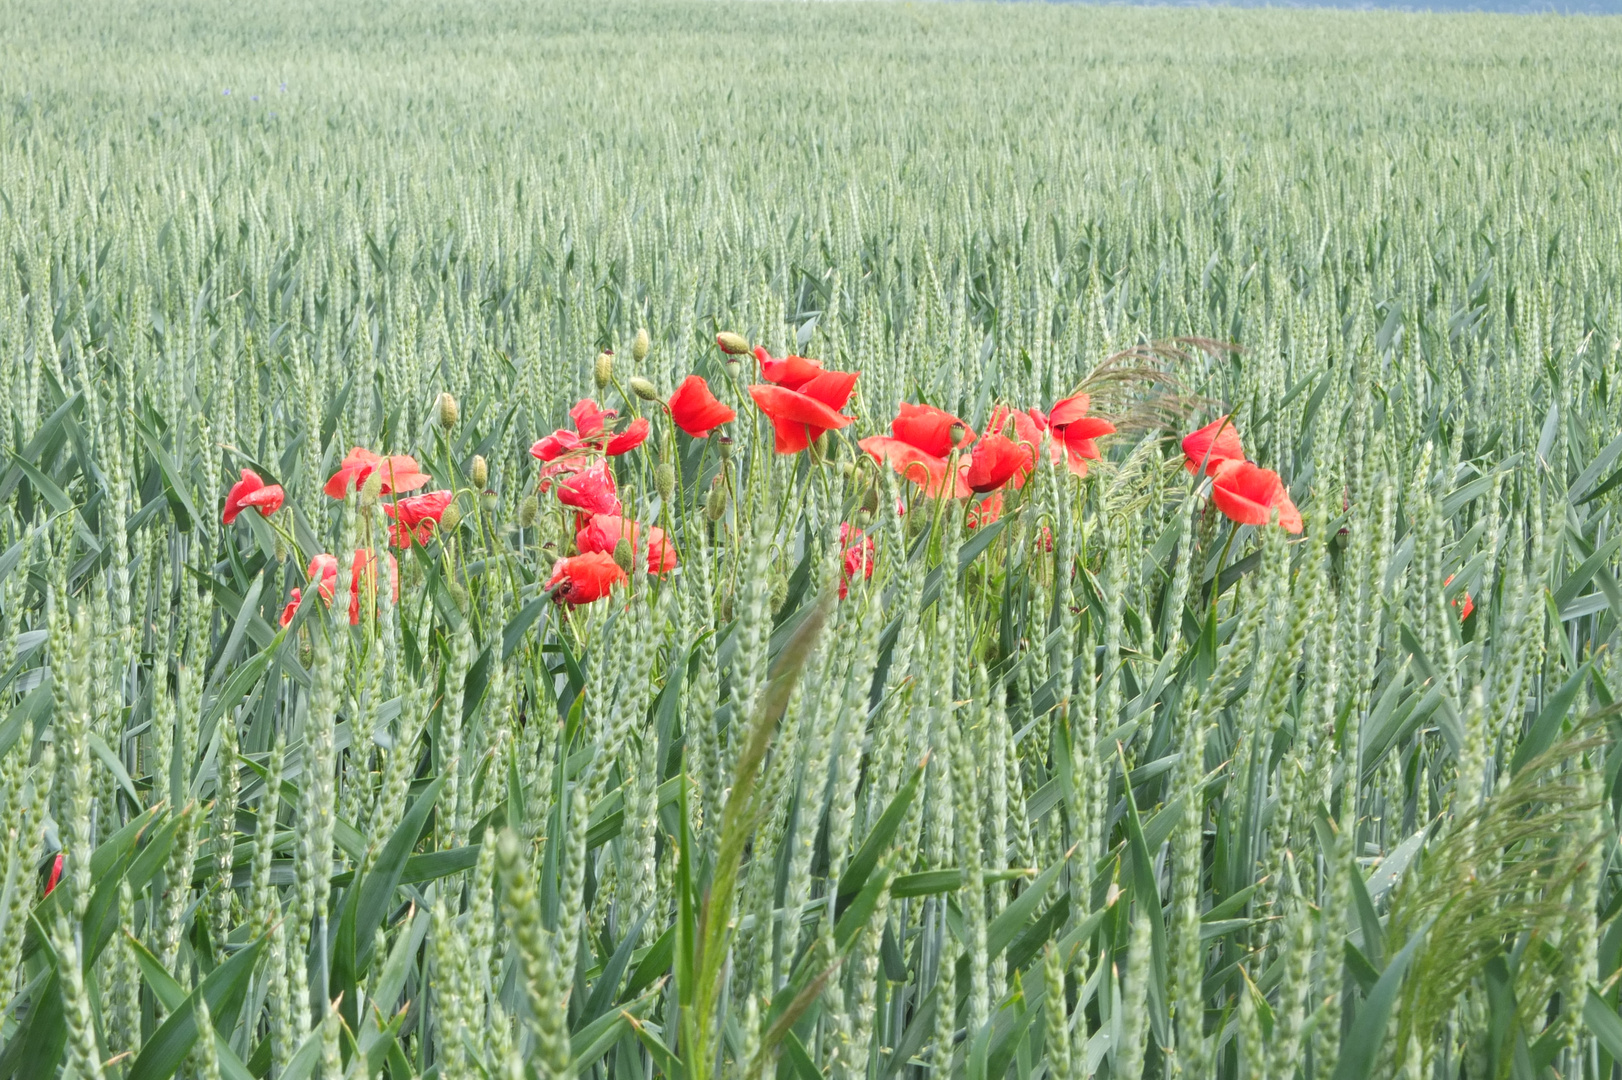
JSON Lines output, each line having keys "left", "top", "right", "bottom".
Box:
{"left": 1, "top": 1, "right": 1620, "bottom": 1077}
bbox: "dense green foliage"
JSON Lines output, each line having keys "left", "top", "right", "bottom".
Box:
{"left": 1, "top": 2, "right": 1621, "bottom": 1078}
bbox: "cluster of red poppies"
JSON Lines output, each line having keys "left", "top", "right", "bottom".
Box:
{"left": 530, "top": 399, "right": 677, "bottom": 605}
{"left": 1178, "top": 417, "right": 1302, "bottom": 533}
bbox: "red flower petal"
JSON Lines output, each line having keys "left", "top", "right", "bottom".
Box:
{"left": 605, "top": 417, "right": 650, "bottom": 456}
{"left": 669, "top": 375, "right": 736, "bottom": 437}
{"left": 754, "top": 346, "right": 824, "bottom": 391}
{"left": 570, "top": 399, "right": 616, "bottom": 437}
{"left": 963, "top": 433, "right": 1029, "bottom": 494}
{"left": 556, "top": 462, "right": 622, "bottom": 517}
{"left": 531, "top": 429, "right": 584, "bottom": 461}
{"left": 748, "top": 385, "right": 853, "bottom": 455}
{"left": 546, "top": 552, "right": 628, "bottom": 605}
{"left": 1182, "top": 417, "right": 1245, "bottom": 476}
{"left": 891, "top": 402, "right": 974, "bottom": 460}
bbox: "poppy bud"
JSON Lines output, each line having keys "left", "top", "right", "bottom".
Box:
{"left": 861, "top": 484, "right": 879, "bottom": 514}
{"left": 481, "top": 489, "right": 499, "bottom": 515}
{"left": 632, "top": 327, "right": 651, "bottom": 362}
{"left": 656, "top": 463, "right": 676, "bottom": 502}
{"left": 612, "top": 537, "right": 635, "bottom": 574}
{"left": 361, "top": 469, "right": 384, "bottom": 505}
{"left": 438, "top": 392, "right": 459, "bottom": 430}
{"left": 629, "top": 377, "right": 660, "bottom": 402}
{"left": 441, "top": 504, "right": 462, "bottom": 532}
{"left": 448, "top": 580, "right": 469, "bottom": 613}
{"left": 716, "top": 331, "right": 749, "bottom": 356}
{"left": 705, "top": 480, "right": 726, "bottom": 521}
{"left": 471, "top": 454, "right": 488, "bottom": 489}
{"left": 519, "top": 495, "right": 539, "bottom": 528}
{"left": 594, "top": 350, "right": 614, "bottom": 389}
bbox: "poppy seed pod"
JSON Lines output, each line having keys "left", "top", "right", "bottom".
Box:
{"left": 629, "top": 377, "right": 660, "bottom": 401}
{"left": 594, "top": 349, "right": 614, "bottom": 389}
{"left": 612, "top": 537, "right": 635, "bottom": 574}
{"left": 718, "top": 436, "right": 733, "bottom": 462}
{"left": 715, "top": 331, "right": 749, "bottom": 356}
{"left": 437, "top": 392, "right": 459, "bottom": 430}
{"left": 440, "top": 503, "right": 462, "bottom": 532}
{"left": 480, "top": 489, "right": 499, "bottom": 515}
{"left": 656, "top": 462, "right": 675, "bottom": 502}
{"left": 471, "top": 454, "right": 488, "bottom": 489}
{"left": 519, "top": 495, "right": 539, "bottom": 528}
{"left": 632, "top": 327, "right": 650, "bottom": 362}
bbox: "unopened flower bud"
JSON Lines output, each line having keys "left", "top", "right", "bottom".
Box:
{"left": 519, "top": 495, "right": 539, "bottom": 528}
{"left": 480, "top": 489, "right": 499, "bottom": 515}
{"left": 612, "top": 537, "right": 635, "bottom": 574}
{"left": 440, "top": 504, "right": 462, "bottom": 533}
{"left": 360, "top": 469, "right": 384, "bottom": 506}
{"left": 632, "top": 327, "right": 651, "bottom": 362}
{"left": 437, "top": 392, "right": 459, "bottom": 430}
{"left": 656, "top": 463, "right": 676, "bottom": 503}
{"left": 715, "top": 331, "right": 749, "bottom": 356}
{"left": 705, "top": 480, "right": 726, "bottom": 521}
{"left": 447, "top": 581, "right": 469, "bottom": 613}
{"left": 594, "top": 349, "right": 614, "bottom": 389}
{"left": 861, "top": 484, "right": 879, "bottom": 514}
{"left": 628, "top": 377, "right": 659, "bottom": 402}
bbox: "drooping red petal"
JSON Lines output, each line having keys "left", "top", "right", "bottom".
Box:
{"left": 307, "top": 554, "right": 339, "bottom": 603}
{"left": 223, "top": 468, "right": 268, "bottom": 524}
{"left": 556, "top": 462, "right": 622, "bottom": 516}
{"left": 570, "top": 399, "right": 616, "bottom": 437}
{"left": 1182, "top": 416, "right": 1245, "bottom": 476}
{"left": 240, "top": 484, "right": 284, "bottom": 516}
{"left": 754, "top": 346, "right": 824, "bottom": 391}
{"left": 531, "top": 429, "right": 584, "bottom": 461}
{"left": 1047, "top": 394, "right": 1094, "bottom": 427}
{"left": 279, "top": 588, "right": 302, "bottom": 628}
{"left": 748, "top": 385, "right": 853, "bottom": 454}
{"left": 376, "top": 456, "right": 430, "bottom": 494}
{"left": 546, "top": 552, "right": 628, "bottom": 605}
{"left": 890, "top": 402, "right": 974, "bottom": 459}
{"left": 963, "top": 433, "right": 1028, "bottom": 493}
{"left": 668, "top": 375, "right": 736, "bottom": 438}
{"left": 858, "top": 436, "right": 957, "bottom": 497}
{"left": 386, "top": 489, "right": 454, "bottom": 529}
{"left": 605, "top": 417, "right": 651, "bottom": 456}
{"left": 1210, "top": 460, "right": 1300, "bottom": 533}
{"left": 797, "top": 369, "right": 860, "bottom": 412}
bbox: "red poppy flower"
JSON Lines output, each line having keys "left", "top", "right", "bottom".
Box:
{"left": 531, "top": 429, "right": 584, "bottom": 462}
{"left": 324, "top": 448, "right": 431, "bottom": 499}
{"left": 859, "top": 403, "right": 976, "bottom": 497}
{"left": 963, "top": 433, "right": 1029, "bottom": 494}
{"left": 753, "top": 346, "right": 828, "bottom": 391}
{"left": 1047, "top": 394, "right": 1116, "bottom": 477}
{"left": 347, "top": 549, "right": 400, "bottom": 624}
{"left": 1209, "top": 460, "right": 1302, "bottom": 533}
{"left": 966, "top": 492, "right": 1003, "bottom": 530}
{"left": 749, "top": 370, "right": 859, "bottom": 454}
{"left": 547, "top": 552, "right": 627, "bottom": 605}
{"left": 556, "top": 462, "right": 622, "bottom": 516}
{"left": 302, "top": 551, "right": 398, "bottom": 623}
{"left": 44, "top": 852, "right": 63, "bottom": 896}
{"left": 279, "top": 588, "right": 303, "bottom": 628}
{"left": 605, "top": 417, "right": 650, "bottom": 456}
{"left": 1182, "top": 416, "right": 1245, "bottom": 476}
{"left": 668, "top": 375, "right": 737, "bottom": 437}
{"left": 983, "top": 405, "right": 1048, "bottom": 488}
{"left": 570, "top": 399, "right": 616, "bottom": 438}
{"left": 223, "top": 469, "right": 285, "bottom": 524}
{"left": 384, "top": 489, "right": 454, "bottom": 547}
{"left": 1444, "top": 574, "right": 1475, "bottom": 621}
{"left": 575, "top": 514, "right": 679, "bottom": 575}
{"left": 838, "top": 522, "right": 874, "bottom": 600}
{"left": 307, "top": 553, "right": 339, "bottom": 603}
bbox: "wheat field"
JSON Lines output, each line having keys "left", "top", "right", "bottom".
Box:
{"left": 0, "top": 2, "right": 1620, "bottom": 1078}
